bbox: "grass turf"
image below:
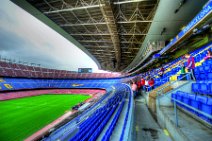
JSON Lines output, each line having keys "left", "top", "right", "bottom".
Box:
{"left": 0, "top": 94, "right": 91, "bottom": 141}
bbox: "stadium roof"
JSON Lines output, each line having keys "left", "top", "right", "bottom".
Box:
{"left": 12, "top": 0, "right": 208, "bottom": 72}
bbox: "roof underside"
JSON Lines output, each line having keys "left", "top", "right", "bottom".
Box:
{"left": 25, "top": 0, "right": 158, "bottom": 71}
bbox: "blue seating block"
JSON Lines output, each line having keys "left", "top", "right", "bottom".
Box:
{"left": 206, "top": 99, "right": 212, "bottom": 123}
{"left": 196, "top": 96, "right": 212, "bottom": 124}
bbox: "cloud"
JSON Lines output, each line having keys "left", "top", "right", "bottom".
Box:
{"left": 0, "top": 0, "right": 99, "bottom": 71}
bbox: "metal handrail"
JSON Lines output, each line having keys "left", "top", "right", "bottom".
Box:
{"left": 172, "top": 98, "right": 212, "bottom": 119}
{"left": 156, "top": 73, "right": 191, "bottom": 97}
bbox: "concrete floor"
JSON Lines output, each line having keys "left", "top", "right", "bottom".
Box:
{"left": 160, "top": 106, "right": 212, "bottom": 141}
{"left": 133, "top": 95, "right": 172, "bottom": 141}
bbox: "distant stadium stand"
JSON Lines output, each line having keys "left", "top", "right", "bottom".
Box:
{"left": 0, "top": 77, "right": 120, "bottom": 91}
{"left": 0, "top": 60, "right": 122, "bottom": 79}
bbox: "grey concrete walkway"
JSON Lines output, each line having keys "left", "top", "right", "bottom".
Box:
{"left": 133, "top": 95, "right": 172, "bottom": 141}
{"left": 160, "top": 106, "right": 212, "bottom": 141}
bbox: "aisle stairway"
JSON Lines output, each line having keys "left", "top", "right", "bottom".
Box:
{"left": 133, "top": 95, "right": 172, "bottom": 141}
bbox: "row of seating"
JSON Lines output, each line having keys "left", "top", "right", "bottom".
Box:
{"left": 0, "top": 77, "right": 120, "bottom": 91}
{"left": 171, "top": 91, "right": 212, "bottom": 124}
{"left": 69, "top": 91, "right": 125, "bottom": 141}
{"left": 120, "top": 86, "right": 132, "bottom": 141}
{"left": 192, "top": 81, "right": 212, "bottom": 95}
{"left": 194, "top": 63, "right": 212, "bottom": 80}
{"left": 154, "top": 44, "right": 212, "bottom": 85}
{"left": 157, "top": 41, "right": 210, "bottom": 76}
{"left": 94, "top": 100, "right": 124, "bottom": 141}
{"left": 193, "top": 48, "right": 212, "bottom": 62}
{"left": 164, "top": 44, "right": 212, "bottom": 79}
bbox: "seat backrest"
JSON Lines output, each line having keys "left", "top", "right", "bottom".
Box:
{"left": 207, "top": 73, "right": 212, "bottom": 80}
{"left": 171, "top": 93, "right": 176, "bottom": 98}
{"left": 182, "top": 92, "right": 189, "bottom": 98}
{"left": 196, "top": 96, "right": 208, "bottom": 104}
{"left": 200, "top": 83, "right": 208, "bottom": 91}
{"left": 209, "top": 83, "right": 212, "bottom": 93}
{"left": 207, "top": 98, "right": 212, "bottom": 105}
{"left": 188, "top": 94, "right": 196, "bottom": 100}
{"left": 199, "top": 66, "right": 204, "bottom": 72}
{"left": 203, "top": 65, "right": 210, "bottom": 71}
{"left": 192, "top": 83, "right": 199, "bottom": 91}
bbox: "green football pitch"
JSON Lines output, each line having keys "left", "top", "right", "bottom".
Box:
{"left": 0, "top": 94, "right": 91, "bottom": 141}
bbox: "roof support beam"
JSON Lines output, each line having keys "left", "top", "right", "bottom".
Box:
{"left": 79, "top": 40, "right": 111, "bottom": 43}
{"left": 70, "top": 33, "right": 111, "bottom": 36}
{"left": 118, "top": 20, "right": 152, "bottom": 23}
{"left": 79, "top": 40, "right": 141, "bottom": 44}
{"left": 70, "top": 33, "right": 146, "bottom": 36}
{"left": 44, "top": 4, "right": 105, "bottom": 14}
{"left": 61, "top": 22, "right": 107, "bottom": 27}
{"left": 84, "top": 45, "right": 113, "bottom": 48}
{"left": 60, "top": 20, "right": 152, "bottom": 27}
{"left": 99, "top": 0, "right": 121, "bottom": 70}
{"left": 120, "top": 33, "right": 146, "bottom": 36}
{"left": 114, "top": 0, "right": 150, "bottom": 5}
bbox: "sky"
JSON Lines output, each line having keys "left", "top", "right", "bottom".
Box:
{"left": 0, "top": 0, "right": 102, "bottom": 72}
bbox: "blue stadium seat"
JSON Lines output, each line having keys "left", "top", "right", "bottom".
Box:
{"left": 199, "top": 66, "right": 204, "bottom": 73}
{"left": 188, "top": 94, "right": 198, "bottom": 114}
{"left": 192, "top": 83, "right": 199, "bottom": 93}
{"left": 194, "top": 67, "right": 200, "bottom": 75}
{"left": 182, "top": 93, "right": 190, "bottom": 110}
{"left": 203, "top": 65, "right": 211, "bottom": 73}
{"left": 208, "top": 83, "right": 212, "bottom": 95}
{"left": 199, "top": 83, "right": 209, "bottom": 94}
{"left": 206, "top": 99, "right": 212, "bottom": 123}
{"left": 176, "top": 91, "right": 184, "bottom": 107}
{"left": 204, "top": 59, "right": 212, "bottom": 65}
{"left": 195, "top": 74, "right": 200, "bottom": 80}
{"left": 196, "top": 96, "right": 212, "bottom": 124}
{"left": 199, "top": 73, "right": 206, "bottom": 80}
{"left": 196, "top": 96, "right": 208, "bottom": 118}
{"left": 171, "top": 93, "right": 176, "bottom": 103}
{"left": 207, "top": 73, "right": 212, "bottom": 80}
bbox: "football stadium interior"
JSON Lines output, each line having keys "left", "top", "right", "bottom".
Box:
{"left": 0, "top": 0, "right": 212, "bottom": 141}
